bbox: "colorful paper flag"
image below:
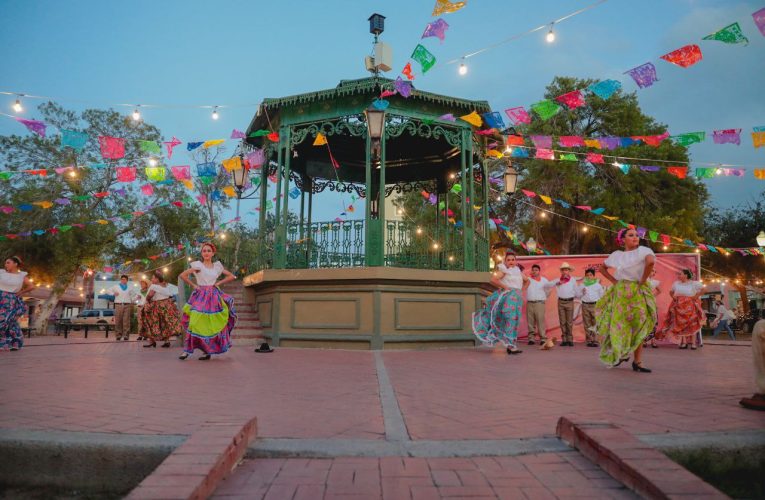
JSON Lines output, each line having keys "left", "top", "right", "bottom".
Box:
{"left": 145, "top": 167, "right": 166, "bottom": 182}
{"left": 267, "top": 132, "right": 279, "bottom": 142}
{"left": 712, "top": 129, "right": 741, "bottom": 145}
{"left": 586, "top": 153, "right": 604, "bottom": 164}
{"left": 163, "top": 137, "right": 181, "bottom": 158}
{"left": 703, "top": 22, "right": 749, "bottom": 44}
{"left": 506, "top": 135, "right": 524, "bottom": 146}
{"left": 15, "top": 117, "right": 46, "bottom": 137}
{"left": 203, "top": 139, "right": 225, "bottom": 148}
{"left": 141, "top": 184, "right": 154, "bottom": 196}
{"left": 584, "top": 139, "right": 601, "bottom": 148}
{"left": 394, "top": 77, "right": 412, "bottom": 98}
{"left": 504, "top": 107, "right": 531, "bottom": 125}
{"left": 170, "top": 165, "right": 191, "bottom": 181}
{"left": 116, "top": 166, "right": 136, "bottom": 182}
{"left": 660, "top": 44, "right": 703, "bottom": 68}
{"left": 60, "top": 129, "right": 89, "bottom": 151}
{"left": 222, "top": 156, "right": 243, "bottom": 171}
{"left": 671, "top": 132, "right": 705, "bottom": 146}
{"left": 695, "top": 168, "right": 716, "bottom": 178}
{"left": 599, "top": 137, "right": 620, "bottom": 150}
{"left": 555, "top": 90, "right": 585, "bottom": 109}
{"left": 530, "top": 136, "right": 552, "bottom": 149}
{"left": 138, "top": 140, "right": 161, "bottom": 154}
{"left": 559, "top": 153, "right": 578, "bottom": 161}
{"left": 431, "top": 0, "right": 466, "bottom": 16}
{"left": 481, "top": 111, "right": 505, "bottom": 130}
{"left": 411, "top": 44, "right": 437, "bottom": 74}
{"left": 196, "top": 162, "right": 217, "bottom": 178}
{"left": 754, "top": 7, "right": 765, "bottom": 37}
{"left": 753, "top": 131, "right": 765, "bottom": 149}
{"left": 422, "top": 18, "right": 449, "bottom": 42}
{"left": 313, "top": 133, "right": 328, "bottom": 146}
{"left": 624, "top": 62, "right": 658, "bottom": 89}
{"left": 667, "top": 166, "right": 688, "bottom": 179}
{"left": 231, "top": 129, "right": 246, "bottom": 139}
{"left": 187, "top": 141, "right": 203, "bottom": 151}
{"left": 535, "top": 149, "right": 554, "bottom": 160}
{"left": 98, "top": 136, "right": 125, "bottom": 159}
{"left": 587, "top": 79, "right": 621, "bottom": 99}
{"left": 222, "top": 186, "right": 236, "bottom": 198}
{"left": 530, "top": 100, "right": 562, "bottom": 121}
{"left": 459, "top": 111, "right": 482, "bottom": 127}
{"left": 402, "top": 62, "right": 415, "bottom": 80}
{"left": 559, "top": 136, "right": 584, "bottom": 147}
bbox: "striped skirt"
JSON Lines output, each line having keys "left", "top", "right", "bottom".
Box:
{"left": 182, "top": 286, "right": 237, "bottom": 355}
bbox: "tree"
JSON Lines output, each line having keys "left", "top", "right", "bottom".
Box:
{"left": 187, "top": 146, "right": 232, "bottom": 234}
{"left": 702, "top": 193, "right": 765, "bottom": 312}
{"left": 499, "top": 76, "right": 709, "bottom": 255}
{"left": 0, "top": 102, "right": 205, "bottom": 331}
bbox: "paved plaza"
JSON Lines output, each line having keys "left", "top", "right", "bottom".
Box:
{"left": 1, "top": 338, "right": 763, "bottom": 498}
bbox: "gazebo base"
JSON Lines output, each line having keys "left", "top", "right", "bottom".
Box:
{"left": 242, "top": 267, "right": 491, "bottom": 350}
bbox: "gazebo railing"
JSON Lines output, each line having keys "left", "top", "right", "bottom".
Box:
{"left": 286, "top": 219, "right": 366, "bottom": 269}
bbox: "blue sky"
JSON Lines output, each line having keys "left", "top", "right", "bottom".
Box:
{"left": 1, "top": 0, "right": 764, "bottom": 225}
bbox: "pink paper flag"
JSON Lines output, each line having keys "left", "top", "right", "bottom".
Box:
{"left": 231, "top": 129, "right": 246, "bottom": 139}
{"left": 196, "top": 195, "right": 207, "bottom": 205}
{"left": 380, "top": 90, "right": 397, "bottom": 98}
{"left": 140, "top": 184, "right": 154, "bottom": 196}
{"left": 712, "top": 129, "right": 741, "bottom": 145}
{"left": 246, "top": 148, "right": 265, "bottom": 167}
{"left": 753, "top": 7, "right": 765, "bottom": 37}
{"left": 521, "top": 189, "right": 537, "bottom": 198}
{"left": 163, "top": 137, "right": 182, "bottom": 158}
{"left": 530, "top": 135, "right": 552, "bottom": 148}
{"left": 660, "top": 44, "right": 703, "bottom": 68}
{"left": 116, "top": 166, "right": 136, "bottom": 182}
{"left": 559, "top": 136, "right": 585, "bottom": 147}
{"left": 98, "top": 136, "right": 125, "bottom": 159}
{"left": 575, "top": 205, "right": 592, "bottom": 211}
{"left": 535, "top": 148, "right": 554, "bottom": 160}
{"left": 586, "top": 153, "right": 604, "bottom": 164}
{"left": 555, "top": 90, "right": 586, "bottom": 109}
{"left": 504, "top": 107, "right": 531, "bottom": 125}
{"left": 171, "top": 165, "right": 191, "bottom": 180}
{"left": 15, "top": 117, "right": 46, "bottom": 137}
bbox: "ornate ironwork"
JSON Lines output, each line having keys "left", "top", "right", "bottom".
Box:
{"left": 312, "top": 179, "right": 366, "bottom": 197}
{"left": 384, "top": 180, "right": 437, "bottom": 198}
{"left": 289, "top": 170, "right": 304, "bottom": 191}
{"left": 290, "top": 117, "right": 368, "bottom": 148}
{"left": 384, "top": 220, "right": 465, "bottom": 270}
{"left": 286, "top": 219, "right": 366, "bottom": 269}
{"left": 384, "top": 116, "right": 463, "bottom": 147}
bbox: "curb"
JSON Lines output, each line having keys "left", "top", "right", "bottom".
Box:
{"left": 126, "top": 417, "right": 257, "bottom": 500}
{"left": 556, "top": 416, "right": 727, "bottom": 499}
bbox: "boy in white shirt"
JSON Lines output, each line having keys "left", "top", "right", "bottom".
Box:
{"left": 578, "top": 267, "right": 605, "bottom": 347}
{"left": 551, "top": 262, "right": 581, "bottom": 347}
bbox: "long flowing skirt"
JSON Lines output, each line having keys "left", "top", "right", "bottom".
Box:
{"left": 143, "top": 299, "right": 182, "bottom": 342}
{"left": 472, "top": 288, "right": 523, "bottom": 348}
{"left": 0, "top": 291, "right": 25, "bottom": 349}
{"left": 182, "top": 286, "right": 237, "bottom": 355}
{"left": 659, "top": 296, "right": 704, "bottom": 343}
{"left": 596, "top": 281, "right": 657, "bottom": 366}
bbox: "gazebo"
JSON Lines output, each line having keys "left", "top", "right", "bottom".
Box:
{"left": 239, "top": 76, "right": 502, "bottom": 349}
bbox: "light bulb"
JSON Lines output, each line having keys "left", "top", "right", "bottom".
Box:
{"left": 662, "top": 245, "right": 668, "bottom": 250}
{"left": 458, "top": 62, "right": 467, "bottom": 76}
{"left": 582, "top": 226, "right": 588, "bottom": 233}
{"left": 416, "top": 227, "right": 423, "bottom": 235}
{"left": 68, "top": 169, "right": 77, "bottom": 178}
{"left": 540, "top": 212, "right": 547, "bottom": 218}
{"left": 220, "top": 233, "right": 226, "bottom": 239}
{"left": 163, "top": 267, "right": 169, "bottom": 273}
{"left": 496, "top": 196, "right": 502, "bottom": 202}
{"left": 546, "top": 25, "right": 556, "bottom": 43}
{"left": 132, "top": 108, "right": 141, "bottom": 121}
{"left": 504, "top": 146, "right": 513, "bottom": 154}
{"left": 212, "top": 107, "right": 219, "bottom": 120}
{"left": 716, "top": 168, "right": 723, "bottom": 175}
{"left": 148, "top": 157, "right": 158, "bottom": 167}
{"left": 12, "top": 99, "right": 23, "bottom": 113}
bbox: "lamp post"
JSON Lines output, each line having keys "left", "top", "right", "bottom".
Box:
{"left": 231, "top": 155, "right": 252, "bottom": 220}
{"left": 504, "top": 163, "right": 518, "bottom": 195}
{"left": 757, "top": 230, "right": 765, "bottom": 247}
{"left": 365, "top": 105, "right": 386, "bottom": 219}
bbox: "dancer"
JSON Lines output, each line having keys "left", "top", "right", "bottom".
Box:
{"left": 472, "top": 251, "right": 528, "bottom": 355}
{"left": 0, "top": 256, "right": 35, "bottom": 351}
{"left": 142, "top": 271, "right": 182, "bottom": 348}
{"left": 135, "top": 279, "right": 150, "bottom": 341}
{"left": 551, "top": 262, "right": 580, "bottom": 347}
{"left": 525, "top": 264, "right": 553, "bottom": 345}
{"left": 108, "top": 275, "right": 137, "bottom": 341}
{"left": 643, "top": 269, "right": 662, "bottom": 348}
{"left": 595, "top": 228, "right": 656, "bottom": 372}
{"left": 739, "top": 318, "right": 765, "bottom": 411}
{"left": 711, "top": 295, "right": 736, "bottom": 341}
{"left": 178, "top": 243, "right": 237, "bottom": 361}
{"left": 659, "top": 269, "right": 705, "bottom": 350}
{"left": 578, "top": 267, "right": 604, "bottom": 347}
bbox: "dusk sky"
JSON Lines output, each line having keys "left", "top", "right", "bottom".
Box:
{"left": 1, "top": 0, "right": 764, "bottom": 224}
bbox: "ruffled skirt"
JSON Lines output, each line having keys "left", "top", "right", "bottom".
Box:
{"left": 596, "top": 281, "right": 657, "bottom": 366}
{"left": 0, "top": 290, "right": 25, "bottom": 349}
{"left": 182, "top": 286, "right": 237, "bottom": 355}
{"left": 472, "top": 288, "right": 522, "bottom": 348}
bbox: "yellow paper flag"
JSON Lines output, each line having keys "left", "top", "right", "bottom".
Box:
{"left": 538, "top": 195, "right": 552, "bottom": 205}
{"left": 754, "top": 168, "right": 765, "bottom": 179}
{"left": 222, "top": 156, "right": 242, "bottom": 172}
{"left": 459, "top": 111, "right": 483, "bottom": 127}
{"left": 486, "top": 149, "right": 503, "bottom": 158}
{"left": 222, "top": 186, "right": 236, "bottom": 198}
{"left": 313, "top": 133, "right": 328, "bottom": 146}
{"left": 584, "top": 139, "right": 601, "bottom": 148}
{"left": 181, "top": 179, "right": 194, "bottom": 190}
{"left": 432, "top": 0, "right": 466, "bottom": 16}
{"left": 33, "top": 201, "right": 54, "bottom": 209}
{"left": 601, "top": 215, "right": 619, "bottom": 221}
{"left": 753, "top": 132, "right": 765, "bottom": 149}
{"left": 203, "top": 139, "right": 225, "bottom": 149}
{"left": 96, "top": 219, "right": 109, "bottom": 225}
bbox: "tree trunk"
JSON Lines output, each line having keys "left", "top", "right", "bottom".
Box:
{"left": 30, "top": 288, "right": 64, "bottom": 334}
{"left": 736, "top": 284, "right": 749, "bottom": 313}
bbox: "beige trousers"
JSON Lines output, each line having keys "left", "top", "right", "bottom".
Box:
{"left": 526, "top": 302, "right": 547, "bottom": 342}
{"left": 114, "top": 304, "right": 133, "bottom": 338}
{"left": 582, "top": 303, "right": 597, "bottom": 343}
{"left": 558, "top": 300, "right": 574, "bottom": 343}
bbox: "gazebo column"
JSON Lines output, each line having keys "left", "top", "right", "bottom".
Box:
{"left": 273, "top": 126, "right": 290, "bottom": 269}
{"left": 257, "top": 151, "right": 268, "bottom": 245}
{"left": 460, "top": 128, "right": 475, "bottom": 271}
{"left": 307, "top": 179, "right": 313, "bottom": 266}
{"left": 481, "top": 160, "right": 489, "bottom": 269}
{"left": 365, "top": 132, "right": 384, "bottom": 267}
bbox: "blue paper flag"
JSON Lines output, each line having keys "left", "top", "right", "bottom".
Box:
{"left": 481, "top": 111, "right": 505, "bottom": 130}
{"left": 60, "top": 129, "right": 89, "bottom": 151}
{"left": 196, "top": 162, "right": 217, "bottom": 177}
{"left": 187, "top": 142, "right": 203, "bottom": 151}
{"left": 555, "top": 199, "right": 571, "bottom": 209}
{"left": 591, "top": 208, "right": 605, "bottom": 215}
{"left": 587, "top": 79, "right": 622, "bottom": 99}
{"left": 511, "top": 148, "right": 529, "bottom": 158}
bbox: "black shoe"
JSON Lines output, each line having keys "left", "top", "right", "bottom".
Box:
{"left": 527, "top": 340, "right": 535, "bottom": 345}
{"left": 9, "top": 347, "right": 19, "bottom": 351}
{"left": 143, "top": 342, "right": 156, "bottom": 348}
{"left": 198, "top": 354, "right": 211, "bottom": 361}
{"left": 592, "top": 342, "right": 600, "bottom": 347}
{"left": 679, "top": 344, "right": 688, "bottom": 349}
{"left": 161, "top": 342, "right": 171, "bottom": 348}
{"left": 632, "top": 362, "right": 651, "bottom": 373}
{"left": 136, "top": 336, "right": 144, "bottom": 341}
{"left": 178, "top": 353, "right": 189, "bottom": 360}
{"left": 506, "top": 347, "right": 523, "bottom": 355}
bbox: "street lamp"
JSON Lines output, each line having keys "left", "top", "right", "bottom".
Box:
{"left": 757, "top": 230, "right": 765, "bottom": 247}
{"left": 231, "top": 156, "right": 251, "bottom": 220}
{"left": 364, "top": 106, "right": 386, "bottom": 142}
{"left": 526, "top": 238, "right": 537, "bottom": 253}
{"left": 504, "top": 163, "right": 518, "bottom": 195}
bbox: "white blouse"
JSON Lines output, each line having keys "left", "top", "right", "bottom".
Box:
{"left": 671, "top": 280, "right": 704, "bottom": 297}
{"left": 604, "top": 246, "right": 654, "bottom": 282}
{"left": 190, "top": 261, "right": 224, "bottom": 287}
{"left": 496, "top": 263, "right": 523, "bottom": 290}
{"left": 148, "top": 283, "right": 177, "bottom": 301}
{"left": 650, "top": 279, "right": 660, "bottom": 291}
{"left": 0, "top": 270, "right": 27, "bottom": 293}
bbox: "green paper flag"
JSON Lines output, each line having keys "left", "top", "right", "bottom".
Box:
{"left": 438, "top": 201, "right": 445, "bottom": 210}
{"left": 648, "top": 231, "right": 658, "bottom": 242}
{"left": 559, "top": 153, "right": 578, "bottom": 161}
{"left": 695, "top": 167, "right": 716, "bottom": 178}
{"left": 120, "top": 214, "right": 133, "bottom": 220}
{"left": 142, "top": 259, "right": 149, "bottom": 265}
{"left": 252, "top": 177, "right": 261, "bottom": 187}
{"left": 139, "top": 140, "right": 161, "bottom": 154}
{"left": 530, "top": 100, "right": 562, "bottom": 121}
{"left": 671, "top": 132, "right": 705, "bottom": 146}
{"left": 0, "top": 236, "right": 6, "bottom": 241}
{"left": 0, "top": 172, "right": 13, "bottom": 180}
{"left": 411, "top": 44, "right": 437, "bottom": 74}
{"left": 199, "top": 175, "right": 215, "bottom": 186}
{"left": 59, "top": 225, "right": 72, "bottom": 232}
{"left": 450, "top": 183, "right": 462, "bottom": 194}
{"left": 702, "top": 22, "right": 748, "bottom": 45}
{"left": 72, "top": 195, "right": 92, "bottom": 201}
{"left": 249, "top": 129, "right": 270, "bottom": 137}
{"left": 617, "top": 220, "right": 629, "bottom": 228}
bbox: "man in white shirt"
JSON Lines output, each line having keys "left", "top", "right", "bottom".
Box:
{"left": 712, "top": 295, "right": 736, "bottom": 340}
{"left": 108, "top": 275, "right": 137, "bottom": 341}
{"left": 526, "top": 264, "right": 553, "bottom": 345}
{"left": 578, "top": 267, "right": 605, "bottom": 347}
{"left": 552, "top": 262, "right": 580, "bottom": 347}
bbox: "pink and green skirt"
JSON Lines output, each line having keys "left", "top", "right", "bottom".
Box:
{"left": 182, "top": 286, "right": 236, "bottom": 355}
{"left": 595, "top": 281, "right": 657, "bottom": 367}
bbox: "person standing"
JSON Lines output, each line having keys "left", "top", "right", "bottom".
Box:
{"left": 178, "top": 243, "right": 237, "bottom": 361}
{"left": 0, "top": 256, "right": 35, "bottom": 351}
{"left": 551, "top": 263, "right": 580, "bottom": 347}
{"left": 525, "top": 264, "right": 553, "bottom": 346}
{"left": 578, "top": 267, "right": 605, "bottom": 347}
{"left": 711, "top": 295, "right": 736, "bottom": 341}
{"left": 659, "top": 269, "right": 705, "bottom": 350}
{"left": 142, "top": 271, "right": 182, "bottom": 349}
{"left": 595, "top": 228, "right": 656, "bottom": 372}
{"left": 739, "top": 318, "right": 765, "bottom": 411}
{"left": 108, "top": 275, "right": 137, "bottom": 341}
{"left": 135, "top": 279, "right": 150, "bottom": 341}
{"left": 472, "top": 251, "right": 528, "bottom": 355}
{"left": 643, "top": 269, "right": 662, "bottom": 348}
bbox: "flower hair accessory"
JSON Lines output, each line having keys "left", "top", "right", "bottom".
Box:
{"left": 201, "top": 242, "right": 217, "bottom": 254}
{"left": 615, "top": 228, "right": 628, "bottom": 247}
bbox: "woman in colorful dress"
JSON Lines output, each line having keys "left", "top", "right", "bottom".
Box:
{"left": 178, "top": 243, "right": 237, "bottom": 361}
{"left": 642, "top": 269, "right": 662, "bottom": 348}
{"left": 659, "top": 269, "right": 705, "bottom": 350}
{"left": 595, "top": 228, "right": 656, "bottom": 372}
{"left": 135, "top": 279, "right": 150, "bottom": 341}
{"left": 472, "top": 250, "right": 528, "bottom": 355}
{"left": 142, "top": 271, "right": 182, "bottom": 348}
{"left": 0, "top": 256, "right": 35, "bottom": 351}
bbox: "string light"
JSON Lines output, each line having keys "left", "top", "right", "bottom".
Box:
{"left": 132, "top": 107, "right": 141, "bottom": 121}
{"left": 458, "top": 58, "right": 468, "bottom": 76}
{"left": 582, "top": 226, "right": 588, "bottom": 233}
{"left": 539, "top": 212, "right": 547, "bottom": 218}
{"left": 416, "top": 227, "right": 423, "bottom": 235}
{"left": 545, "top": 23, "right": 556, "bottom": 43}
{"left": 148, "top": 157, "right": 158, "bottom": 167}
{"left": 433, "top": 243, "right": 440, "bottom": 250}
{"left": 212, "top": 106, "right": 219, "bottom": 120}
{"left": 68, "top": 169, "right": 77, "bottom": 178}
{"left": 12, "top": 98, "right": 23, "bottom": 113}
